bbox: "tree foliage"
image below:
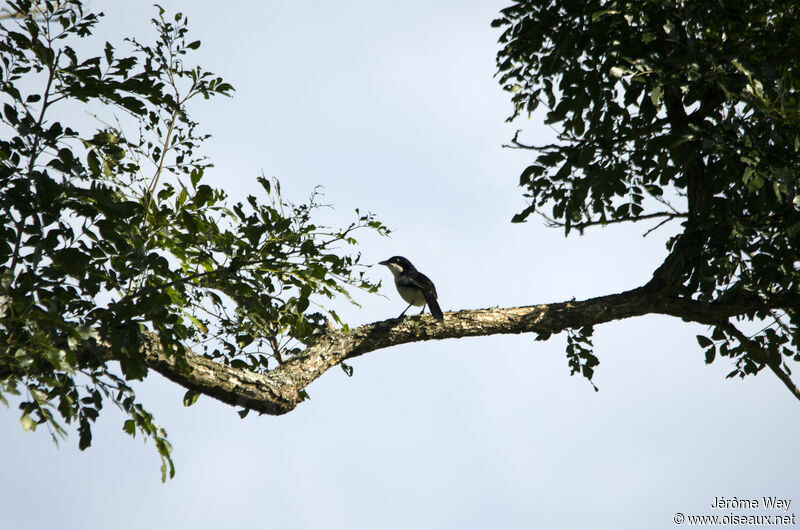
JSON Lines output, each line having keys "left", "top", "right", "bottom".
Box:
{"left": 4, "top": 0, "right": 800, "bottom": 482}
{"left": 494, "top": 0, "right": 800, "bottom": 385}
{"left": 0, "top": 0, "right": 385, "bottom": 480}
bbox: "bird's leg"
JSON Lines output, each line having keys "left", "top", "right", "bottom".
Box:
{"left": 419, "top": 304, "right": 427, "bottom": 315}
{"left": 398, "top": 303, "right": 414, "bottom": 318}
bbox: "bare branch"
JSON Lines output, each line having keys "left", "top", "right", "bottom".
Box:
{"left": 642, "top": 216, "right": 677, "bottom": 237}
{"left": 767, "top": 363, "right": 800, "bottom": 402}
{"left": 720, "top": 321, "right": 800, "bottom": 403}
{"left": 540, "top": 211, "right": 687, "bottom": 234}
{"left": 503, "top": 130, "right": 560, "bottom": 151}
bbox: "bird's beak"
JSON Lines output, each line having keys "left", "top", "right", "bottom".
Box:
{"left": 378, "top": 259, "right": 389, "bottom": 266}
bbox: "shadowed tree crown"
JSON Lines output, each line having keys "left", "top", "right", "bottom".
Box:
{"left": 494, "top": 0, "right": 800, "bottom": 382}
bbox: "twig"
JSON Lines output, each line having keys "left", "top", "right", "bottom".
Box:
{"left": 145, "top": 110, "right": 178, "bottom": 215}
{"left": 721, "top": 321, "right": 800, "bottom": 403}
{"left": 642, "top": 216, "right": 678, "bottom": 237}
{"left": 542, "top": 211, "right": 687, "bottom": 234}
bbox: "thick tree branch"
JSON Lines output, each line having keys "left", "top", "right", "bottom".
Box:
{"left": 120, "top": 285, "right": 799, "bottom": 415}
{"left": 663, "top": 84, "right": 710, "bottom": 225}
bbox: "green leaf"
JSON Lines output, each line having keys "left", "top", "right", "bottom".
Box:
{"left": 20, "top": 413, "right": 36, "bottom": 433}
{"left": 123, "top": 419, "right": 136, "bottom": 437}
{"left": 609, "top": 66, "right": 626, "bottom": 78}
{"left": 704, "top": 346, "right": 716, "bottom": 364}
{"left": 182, "top": 390, "right": 200, "bottom": 407}
{"left": 186, "top": 314, "right": 208, "bottom": 334}
{"left": 340, "top": 362, "right": 354, "bottom": 377}
{"left": 3, "top": 103, "right": 18, "bottom": 124}
{"left": 696, "top": 335, "right": 713, "bottom": 348}
{"left": 650, "top": 85, "right": 663, "bottom": 106}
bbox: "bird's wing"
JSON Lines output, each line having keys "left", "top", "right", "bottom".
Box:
{"left": 406, "top": 273, "right": 443, "bottom": 320}
{"left": 397, "top": 271, "right": 443, "bottom": 321}
{"left": 398, "top": 272, "right": 437, "bottom": 299}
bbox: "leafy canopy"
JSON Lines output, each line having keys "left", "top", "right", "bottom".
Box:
{"left": 0, "top": 0, "right": 385, "bottom": 480}
{"left": 495, "top": 1, "right": 800, "bottom": 381}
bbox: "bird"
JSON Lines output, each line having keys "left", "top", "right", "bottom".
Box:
{"left": 378, "top": 256, "right": 443, "bottom": 321}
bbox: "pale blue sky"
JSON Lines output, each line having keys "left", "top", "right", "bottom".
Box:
{"left": 2, "top": 2, "right": 799, "bottom": 529}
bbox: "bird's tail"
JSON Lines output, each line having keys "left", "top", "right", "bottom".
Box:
{"left": 425, "top": 294, "right": 444, "bottom": 321}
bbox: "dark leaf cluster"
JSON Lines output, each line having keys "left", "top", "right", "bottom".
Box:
{"left": 495, "top": 0, "right": 800, "bottom": 385}
{"left": 565, "top": 326, "right": 598, "bottom": 390}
